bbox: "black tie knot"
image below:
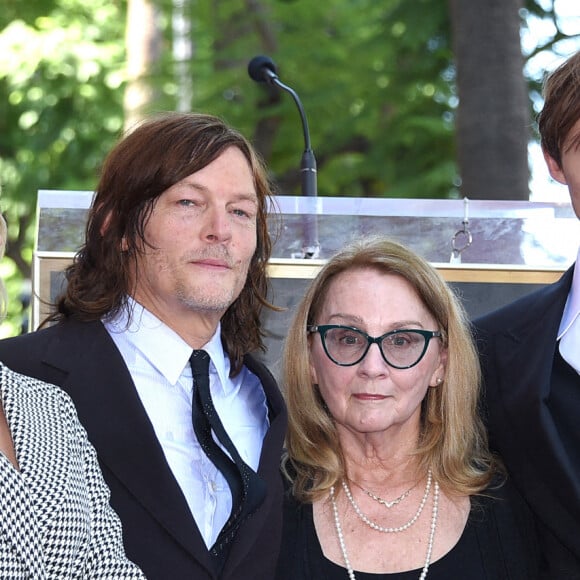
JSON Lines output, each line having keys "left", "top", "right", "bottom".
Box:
{"left": 190, "top": 349, "right": 210, "bottom": 379}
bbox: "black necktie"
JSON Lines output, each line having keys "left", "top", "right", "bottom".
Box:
{"left": 190, "top": 350, "right": 266, "bottom": 559}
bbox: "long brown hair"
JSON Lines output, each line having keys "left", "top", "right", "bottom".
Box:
{"left": 47, "top": 112, "right": 277, "bottom": 374}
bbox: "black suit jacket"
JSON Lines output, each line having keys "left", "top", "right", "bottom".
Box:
{"left": 0, "top": 318, "right": 288, "bottom": 580}
{"left": 473, "top": 266, "right": 580, "bottom": 578}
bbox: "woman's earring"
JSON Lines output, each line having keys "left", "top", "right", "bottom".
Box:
{"left": 436, "top": 377, "right": 443, "bottom": 386}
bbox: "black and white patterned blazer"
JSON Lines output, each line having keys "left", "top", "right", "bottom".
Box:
{"left": 0, "top": 363, "right": 146, "bottom": 579}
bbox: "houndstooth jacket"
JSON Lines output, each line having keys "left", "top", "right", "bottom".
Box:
{"left": 0, "top": 363, "right": 146, "bottom": 579}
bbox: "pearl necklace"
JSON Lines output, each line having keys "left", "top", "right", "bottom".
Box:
{"left": 330, "top": 477, "right": 440, "bottom": 580}
{"left": 342, "top": 469, "right": 432, "bottom": 533}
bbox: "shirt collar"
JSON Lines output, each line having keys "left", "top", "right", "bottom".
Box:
{"left": 558, "top": 248, "right": 580, "bottom": 339}
{"left": 105, "top": 298, "right": 231, "bottom": 391}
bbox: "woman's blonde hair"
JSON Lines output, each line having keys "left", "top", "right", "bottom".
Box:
{"left": 282, "top": 236, "right": 496, "bottom": 502}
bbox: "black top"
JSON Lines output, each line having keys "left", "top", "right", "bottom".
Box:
{"left": 276, "top": 479, "right": 539, "bottom": 579}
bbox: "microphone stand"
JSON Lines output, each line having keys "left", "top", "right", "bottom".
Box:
{"left": 249, "top": 57, "right": 320, "bottom": 259}
{"left": 271, "top": 77, "right": 319, "bottom": 259}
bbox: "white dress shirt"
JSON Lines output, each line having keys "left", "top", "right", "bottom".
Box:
{"left": 103, "top": 299, "right": 269, "bottom": 548}
{"left": 558, "top": 247, "right": 580, "bottom": 374}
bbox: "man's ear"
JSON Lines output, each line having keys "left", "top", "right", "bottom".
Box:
{"left": 100, "top": 209, "right": 112, "bottom": 237}
{"left": 543, "top": 149, "right": 568, "bottom": 185}
{"left": 101, "top": 210, "right": 128, "bottom": 251}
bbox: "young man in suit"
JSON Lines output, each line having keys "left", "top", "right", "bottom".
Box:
{"left": 0, "top": 113, "right": 287, "bottom": 580}
{"left": 473, "top": 51, "right": 580, "bottom": 579}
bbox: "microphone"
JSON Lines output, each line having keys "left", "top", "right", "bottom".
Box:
{"left": 247, "top": 55, "right": 279, "bottom": 85}
{"left": 248, "top": 55, "right": 319, "bottom": 258}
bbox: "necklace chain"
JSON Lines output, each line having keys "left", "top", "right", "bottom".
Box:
{"left": 330, "top": 476, "right": 439, "bottom": 580}
{"left": 342, "top": 469, "right": 432, "bottom": 533}
{"left": 362, "top": 481, "right": 415, "bottom": 508}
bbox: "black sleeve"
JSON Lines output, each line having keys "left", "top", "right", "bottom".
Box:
{"left": 473, "top": 478, "right": 540, "bottom": 580}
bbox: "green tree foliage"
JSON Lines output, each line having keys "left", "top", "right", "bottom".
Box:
{"left": 0, "top": 0, "right": 578, "bottom": 335}
{"left": 524, "top": 0, "right": 580, "bottom": 123}
{"left": 0, "top": 0, "right": 127, "bottom": 334}
{"left": 179, "top": 0, "right": 455, "bottom": 199}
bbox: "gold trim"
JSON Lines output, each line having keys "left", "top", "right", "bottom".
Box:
{"left": 433, "top": 265, "right": 564, "bottom": 284}
{"left": 267, "top": 259, "right": 327, "bottom": 280}
{"left": 266, "top": 258, "right": 566, "bottom": 284}
{"left": 32, "top": 256, "right": 73, "bottom": 329}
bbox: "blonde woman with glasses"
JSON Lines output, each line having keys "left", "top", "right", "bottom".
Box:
{"left": 276, "top": 237, "right": 539, "bottom": 580}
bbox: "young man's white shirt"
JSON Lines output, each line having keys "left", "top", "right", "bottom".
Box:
{"left": 558, "top": 247, "right": 580, "bottom": 374}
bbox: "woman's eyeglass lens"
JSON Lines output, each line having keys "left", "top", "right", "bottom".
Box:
{"left": 307, "top": 325, "right": 442, "bottom": 369}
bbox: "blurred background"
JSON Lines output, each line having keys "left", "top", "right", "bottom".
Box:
{"left": 1, "top": 0, "right": 579, "bottom": 335}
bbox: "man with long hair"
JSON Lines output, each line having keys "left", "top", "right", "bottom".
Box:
{"left": 0, "top": 112, "right": 287, "bottom": 580}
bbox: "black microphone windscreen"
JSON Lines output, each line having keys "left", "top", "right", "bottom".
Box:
{"left": 248, "top": 55, "right": 278, "bottom": 83}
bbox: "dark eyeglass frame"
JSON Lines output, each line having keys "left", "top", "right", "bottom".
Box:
{"left": 307, "top": 324, "right": 443, "bottom": 369}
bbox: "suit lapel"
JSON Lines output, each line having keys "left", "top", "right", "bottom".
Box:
{"left": 492, "top": 270, "right": 571, "bottom": 433}
{"left": 490, "top": 269, "right": 580, "bottom": 543}
{"left": 40, "top": 320, "right": 213, "bottom": 571}
{"left": 222, "top": 355, "right": 286, "bottom": 573}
